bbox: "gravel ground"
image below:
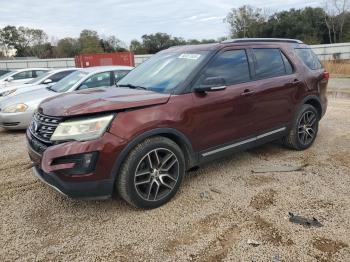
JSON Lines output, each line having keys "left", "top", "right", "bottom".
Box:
{"left": 0, "top": 98, "right": 349, "bottom": 262}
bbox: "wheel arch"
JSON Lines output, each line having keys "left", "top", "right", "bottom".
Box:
{"left": 110, "top": 128, "right": 197, "bottom": 181}
{"left": 302, "top": 95, "right": 323, "bottom": 119}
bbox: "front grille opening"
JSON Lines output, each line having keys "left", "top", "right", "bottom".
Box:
{"left": 29, "top": 112, "right": 62, "bottom": 144}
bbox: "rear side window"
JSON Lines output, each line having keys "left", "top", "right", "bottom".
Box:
{"left": 114, "top": 70, "right": 130, "bottom": 82}
{"left": 253, "top": 49, "right": 286, "bottom": 79}
{"left": 295, "top": 48, "right": 323, "bottom": 70}
{"left": 33, "top": 70, "right": 48, "bottom": 77}
{"left": 12, "top": 71, "right": 33, "bottom": 80}
{"left": 201, "top": 49, "right": 251, "bottom": 86}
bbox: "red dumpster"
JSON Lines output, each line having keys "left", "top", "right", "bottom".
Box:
{"left": 75, "top": 52, "right": 135, "bottom": 68}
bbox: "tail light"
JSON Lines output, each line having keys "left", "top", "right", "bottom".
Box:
{"left": 323, "top": 71, "right": 330, "bottom": 80}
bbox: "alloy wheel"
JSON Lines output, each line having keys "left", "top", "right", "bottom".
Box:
{"left": 298, "top": 110, "right": 317, "bottom": 146}
{"left": 134, "top": 148, "right": 180, "bottom": 201}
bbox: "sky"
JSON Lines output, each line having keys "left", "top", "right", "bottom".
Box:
{"left": 0, "top": 0, "right": 322, "bottom": 44}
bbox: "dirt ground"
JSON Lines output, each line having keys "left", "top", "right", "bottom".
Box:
{"left": 0, "top": 98, "right": 349, "bottom": 262}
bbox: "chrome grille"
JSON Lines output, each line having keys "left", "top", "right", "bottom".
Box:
{"left": 29, "top": 112, "right": 62, "bottom": 144}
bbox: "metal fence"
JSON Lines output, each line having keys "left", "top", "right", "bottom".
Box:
{"left": 0, "top": 43, "right": 349, "bottom": 70}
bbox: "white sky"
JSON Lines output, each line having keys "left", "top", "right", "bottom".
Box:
{"left": 0, "top": 0, "right": 322, "bottom": 44}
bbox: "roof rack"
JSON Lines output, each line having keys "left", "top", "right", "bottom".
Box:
{"left": 222, "top": 38, "right": 303, "bottom": 44}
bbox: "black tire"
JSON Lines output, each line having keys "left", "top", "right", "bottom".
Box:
{"left": 283, "top": 104, "right": 319, "bottom": 150}
{"left": 116, "top": 136, "right": 185, "bottom": 209}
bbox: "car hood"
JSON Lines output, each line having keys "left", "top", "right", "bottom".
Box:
{"left": 0, "top": 84, "right": 46, "bottom": 99}
{"left": 0, "top": 88, "right": 57, "bottom": 109}
{"left": 39, "top": 87, "right": 171, "bottom": 117}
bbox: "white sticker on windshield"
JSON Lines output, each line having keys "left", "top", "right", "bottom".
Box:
{"left": 179, "top": 54, "right": 201, "bottom": 60}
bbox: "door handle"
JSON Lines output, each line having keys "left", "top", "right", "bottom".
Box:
{"left": 241, "top": 89, "right": 255, "bottom": 96}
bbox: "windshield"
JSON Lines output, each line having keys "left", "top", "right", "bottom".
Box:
{"left": 0, "top": 71, "right": 15, "bottom": 80}
{"left": 118, "top": 51, "right": 209, "bottom": 93}
{"left": 49, "top": 71, "right": 88, "bottom": 93}
{"left": 26, "top": 71, "right": 52, "bottom": 84}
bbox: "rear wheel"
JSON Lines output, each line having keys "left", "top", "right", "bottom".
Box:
{"left": 283, "top": 104, "right": 319, "bottom": 150}
{"left": 116, "top": 136, "right": 185, "bottom": 209}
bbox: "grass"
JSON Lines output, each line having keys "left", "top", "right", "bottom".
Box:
{"left": 323, "top": 61, "right": 350, "bottom": 77}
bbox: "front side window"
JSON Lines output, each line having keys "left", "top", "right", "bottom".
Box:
{"left": 49, "top": 71, "right": 88, "bottom": 93}
{"left": 12, "top": 71, "right": 33, "bottom": 80}
{"left": 295, "top": 48, "right": 323, "bottom": 70}
{"left": 118, "top": 51, "right": 209, "bottom": 93}
{"left": 49, "top": 70, "right": 76, "bottom": 83}
{"left": 27, "top": 71, "right": 52, "bottom": 84}
{"left": 198, "top": 49, "right": 251, "bottom": 86}
{"left": 79, "top": 72, "right": 112, "bottom": 90}
{"left": 253, "top": 48, "right": 286, "bottom": 79}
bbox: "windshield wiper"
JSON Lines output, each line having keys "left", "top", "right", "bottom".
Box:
{"left": 117, "top": 83, "right": 148, "bottom": 90}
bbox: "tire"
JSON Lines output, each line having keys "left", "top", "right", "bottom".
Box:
{"left": 116, "top": 136, "right": 185, "bottom": 209}
{"left": 283, "top": 104, "right": 319, "bottom": 150}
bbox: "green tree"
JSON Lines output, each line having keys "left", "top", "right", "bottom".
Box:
{"left": 100, "top": 36, "right": 127, "bottom": 52}
{"left": 225, "top": 5, "right": 266, "bottom": 38}
{"left": 55, "top": 37, "right": 80, "bottom": 57}
{"left": 78, "top": 30, "right": 103, "bottom": 54}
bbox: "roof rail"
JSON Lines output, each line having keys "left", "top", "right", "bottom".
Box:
{"left": 222, "top": 38, "right": 303, "bottom": 44}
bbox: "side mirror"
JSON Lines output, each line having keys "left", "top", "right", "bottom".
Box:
{"left": 194, "top": 77, "right": 226, "bottom": 93}
{"left": 79, "top": 84, "right": 88, "bottom": 90}
{"left": 6, "top": 76, "right": 14, "bottom": 82}
{"left": 42, "top": 79, "right": 53, "bottom": 84}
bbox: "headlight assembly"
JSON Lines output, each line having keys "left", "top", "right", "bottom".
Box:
{"left": 50, "top": 114, "right": 114, "bottom": 142}
{"left": 2, "top": 103, "right": 28, "bottom": 113}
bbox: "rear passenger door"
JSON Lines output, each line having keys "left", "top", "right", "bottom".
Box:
{"left": 248, "top": 47, "right": 300, "bottom": 133}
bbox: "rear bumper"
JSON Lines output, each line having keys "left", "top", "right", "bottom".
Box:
{"left": 32, "top": 165, "right": 113, "bottom": 199}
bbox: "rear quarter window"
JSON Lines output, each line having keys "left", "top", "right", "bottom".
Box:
{"left": 295, "top": 48, "right": 323, "bottom": 70}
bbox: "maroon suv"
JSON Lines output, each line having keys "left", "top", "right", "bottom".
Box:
{"left": 27, "top": 38, "right": 329, "bottom": 208}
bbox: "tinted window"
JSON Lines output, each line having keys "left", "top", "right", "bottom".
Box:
{"left": 281, "top": 52, "right": 294, "bottom": 74}
{"left": 253, "top": 49, "right": 286, "bottom": 79}
{"left": 12, "top": 71, "right": 33, "bottom": 80}
{"left": 50, "top": 70, "right": 75, "bottom": 82}
{"left": 79, "top": 72, "right": 112, "bottom": 89}
{"left": 114, "top": 70, "right": 130, "bottom": 82}
{"left": 201, "top": 50, "right": 250, "bottom": 86}
{"left": 295, "top": 48, "right": 323, "bottom": 70}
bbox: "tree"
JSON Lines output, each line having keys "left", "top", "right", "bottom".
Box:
{"left": 100, "top": 36, "right": 127, "bottom": 52}
{"left": 78, "top": 30, "right": 103, "bottom": 54}
{"left": 225, "top": 5, "right": 266, "bottom": 38}
{"left": 324, "top": 0, "right": 350, "bottom": 43}
{"left": 55, "top": 37, "right": 80, "bottom": 57}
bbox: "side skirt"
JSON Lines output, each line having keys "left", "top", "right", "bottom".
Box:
{"left": 198, "top": 126, "right": 288, "bottom": 164}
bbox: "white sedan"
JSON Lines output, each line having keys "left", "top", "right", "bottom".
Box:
{"left": 0, "top": 68, "right": 50, "bottom": 88}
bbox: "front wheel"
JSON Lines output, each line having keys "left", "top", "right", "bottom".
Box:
{"left": 283, "top": 104, "right": 319, "bottom": 150}
{"left": 116, "top": 136, "right": 185, "bottom": 209}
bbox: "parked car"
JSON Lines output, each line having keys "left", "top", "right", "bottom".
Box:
{"left": 0, "top": 68, "right": 50, "bottom": 88}
{"left": 0, "top": 66, "right": 133, "bottom": 129}
{"left": 0, "top": 68, "right": 77, "bottom": 100}
{"left": 26, "top": 39, "right": 329, "bottom": 209}
{"left": 0, "top": 69, "right": 11, "bottom": 77}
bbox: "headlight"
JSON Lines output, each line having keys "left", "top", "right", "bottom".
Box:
{"left": 2, "top": 103, "right": 28, "bottom": 113}
{"left": 50, "top": 114, "right": 114, "bottom": 142}
{"left": 0, "top": 89, "right": 17, "bottom": 97}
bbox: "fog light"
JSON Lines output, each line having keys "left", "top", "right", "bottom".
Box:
{"left": 51, "top": 152, "right": 99, "bottom": 176}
